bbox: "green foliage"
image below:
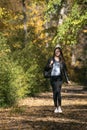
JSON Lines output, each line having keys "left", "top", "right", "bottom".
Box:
{"left": 47, "top": 0, "right": 61, "bottom": 13}
{"left": 0, "top": 0, "right": 51, "bottom": 107}
{"left": 12, "top": 43, "right": 50, "bottom": 96}
{"left": 0, "top": 33, "right": 28, "bottom": 106}
{"left": 45, "top": 0, "right": 62, "bottom": 20}
{"left": 52, "top": 2, "right": 87, "bottom": 45}
{"left": 45, "top": 1, "right": 87, "bottom": 45}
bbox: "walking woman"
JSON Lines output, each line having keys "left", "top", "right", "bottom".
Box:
{"left": 45, "top": 46, "right": 71, "bottom": 113}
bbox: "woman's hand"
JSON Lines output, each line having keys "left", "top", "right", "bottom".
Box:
{"left": 50, "top": 60, "right": 53, "bottom": 66}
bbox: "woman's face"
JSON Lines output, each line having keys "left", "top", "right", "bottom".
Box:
{"left": 55, "top": 48, "right": 60, "bottom": 57}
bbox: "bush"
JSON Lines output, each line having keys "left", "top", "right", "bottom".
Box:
{"left": 12, "top": 43, "right": 50, "bottom": 96}
{"left": 0, "top": 33, "right": 28, "bottom": 106}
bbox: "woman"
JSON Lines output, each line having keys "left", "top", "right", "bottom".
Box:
{"left": 46, "top": 46, "right": 71, "bottom": 113}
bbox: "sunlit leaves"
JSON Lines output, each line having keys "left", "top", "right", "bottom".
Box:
{"left": 45, "top": 0, "right": 61, "bottom": 21}
{"left": 0, "top": 7, "right": 3, "bottom": 18}
{"left": 51, "top": 2, "right": 87, "bottom": 45}
{"left": 27, "top": 1, "right": 46, "bottom": 44}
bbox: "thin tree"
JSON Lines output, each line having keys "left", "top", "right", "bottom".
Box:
{"left": 22, "top": 0, "right": 27, "bottom": 45}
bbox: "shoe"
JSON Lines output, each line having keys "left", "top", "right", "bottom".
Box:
{"left": 58, "top": 106, "right": 62, "bottom": 113}
{"left": 54, "top": 108, "right": 58, "bottom": 113}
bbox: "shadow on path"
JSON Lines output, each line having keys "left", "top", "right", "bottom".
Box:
{"left": 0, "top": 85, "right": 87, "bottom": 130}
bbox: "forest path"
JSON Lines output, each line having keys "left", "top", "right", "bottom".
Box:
{"left": 0, "top": 84, "right": 87, "bottom": 130}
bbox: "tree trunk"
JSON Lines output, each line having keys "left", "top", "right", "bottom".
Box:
{"left": 22, "top": 0, "right": 27, "bottom": 45}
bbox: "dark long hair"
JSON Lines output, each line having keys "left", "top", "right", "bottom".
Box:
{"left": 53, "top": 47, "right": 65, "bottom": 63}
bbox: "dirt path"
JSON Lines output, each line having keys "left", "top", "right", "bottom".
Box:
{"left": 0, "top": 84, "right": 87, "bottom": 130}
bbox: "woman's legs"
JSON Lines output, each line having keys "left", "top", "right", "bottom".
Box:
{"left": 51, "top": 79, "right": 58, "bottom": 108}
{"left": 53, "top": 88, "right": 58, "bottom": 107}
{"left": 50, "top": 77, "right": 62, "bottom": 112}
{"left": 57, "top": 83, "right": 62, "bottom": 106}
{"left": 57, "top": 84, "right": 62, "bottom": 113}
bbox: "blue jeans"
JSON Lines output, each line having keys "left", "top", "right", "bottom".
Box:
{"left": 50, "top": 76, "right": 63, "bottom": 107}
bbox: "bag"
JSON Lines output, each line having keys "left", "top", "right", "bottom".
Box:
{"left": 43, "top": 57, "right": 54, "bottom": 78}
{"left": 44, "top": 67, "right": 52, "bottom": 78}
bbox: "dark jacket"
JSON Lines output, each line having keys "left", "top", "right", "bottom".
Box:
{"left": 45, "top": 57, "right": 69, "bottom": 83}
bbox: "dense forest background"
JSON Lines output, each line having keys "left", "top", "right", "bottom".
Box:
{"left": 0, "top": 0, "right": 87, "bottom": 106}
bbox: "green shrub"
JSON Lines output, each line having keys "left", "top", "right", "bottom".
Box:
{"left": 12, "top": 43, "right": 50, "bottom": 96}
{"left": 0, "top": 33, "right": 28, "bottom": 106}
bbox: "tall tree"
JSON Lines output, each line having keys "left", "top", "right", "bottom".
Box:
{"left": 22, "top": 0, "right": 27, "bottom": 45}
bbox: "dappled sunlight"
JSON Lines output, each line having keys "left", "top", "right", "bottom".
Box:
{"left": 19, "top": 93, "right": 53, "bottom": 107}
{"left": 0, "top": 85, "right": 87, "bottom": 130}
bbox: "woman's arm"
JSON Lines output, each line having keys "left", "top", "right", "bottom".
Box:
{"left": 45, "top": 58, "right": 53, "bottom": 70}
{"left": 62, "top": 62, "right": 70, "bottom": 83}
